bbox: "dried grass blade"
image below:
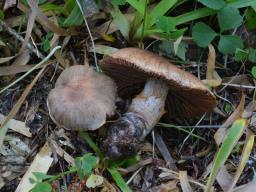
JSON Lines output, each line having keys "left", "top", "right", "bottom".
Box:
{"left": 15, "top": 142, "right": 53, "bottom": 192}
{"left": 49, "top": 138, "right": 75, "bottom": 166}
{"left": 25, "top": 0, "right": 68, "bottom": 36}
{"left": 0, "top": 60, "right": 55, "bottom": 76}
{"left": 20, "top": 9, "right": 36, "bottom": 52}
{"left": 0, "top": 66, "right": 46, "bottom": 148}
{"left": 227, "top": 130, "right": 255, "bottom": 191}
{"left": 0, "top": 46, "right": 61, "bottom": 94}
{"left": 0, "top": 55, "right": 16, "bottom": 64}
{"left": 0, "top": 113, "right": 31, "bottom": 137}
{"left": 179, "top": 171, "right": 193, "bottom": 192}
{"left": 233, "top": 182, "right": 256, "bottom": 192}
{"left": 202, "top": 44, "right": 222, "bottom": 87}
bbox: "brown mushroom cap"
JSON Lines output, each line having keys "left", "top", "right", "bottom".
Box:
{"left": 47, "top": 65, "right": 116, "bottom": 130}
{"left": 99, "top": 48, "right": 216, "bottom": 118}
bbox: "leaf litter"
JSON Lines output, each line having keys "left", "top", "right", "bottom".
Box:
{"left": 0, "top": 1, "right": 256, "bottom": 192}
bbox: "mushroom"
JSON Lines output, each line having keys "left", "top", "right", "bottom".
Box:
{"left": 100, "top": 48, "right": 216, "bottom": 159}
{"left": 47, "top": 65, "right": 117, "bottom": 131}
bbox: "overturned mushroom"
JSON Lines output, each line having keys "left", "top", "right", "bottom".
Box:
{"left": 100, "top": 48, "right": 216, "bottom": 159}
{"left": 47, "top": 65, "right": 116, "bottom": 131}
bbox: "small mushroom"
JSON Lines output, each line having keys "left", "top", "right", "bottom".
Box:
{"left": 47, "top": 65, "right": 116, "bottom": 131}
{"left": 100, "top": 48, "right": 216, "bottom": 159}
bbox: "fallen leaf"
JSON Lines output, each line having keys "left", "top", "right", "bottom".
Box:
{"left": 202, "top": 44, "right": 222, "bottom": 87}
{"left": 15, "top": 142, "right": 53, "bottom": 192}
{"left": 179, "top": 171, "right": 193, "bottom": 192}
{"left": 0, "top": 113, "right": 31, "bottom": 137}
{"left": 86, "top": 174, "right": 104, "bottom": 188}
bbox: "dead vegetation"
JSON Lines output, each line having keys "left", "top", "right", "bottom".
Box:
{"left": 0, "top": 0, "right": 256, "bottom": 192}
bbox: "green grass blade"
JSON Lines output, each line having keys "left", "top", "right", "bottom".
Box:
{"left": 107, "top": 167, "right": 132, "bottom": 192}
{"left": 149, "top": 0, "right": 178, "bottom": 26}
{"left": 175, "top": 7, "right": 216, "bottom": 25}
{"left": 205, "top": 119, "right": 247, "bottom": 192}
{"left": 63, "top": 4, "right": 83, "bottom": 27}
{"left": 126, "top": 0, "right": 145, "bottom": 15}
{"left": 175, "top": 1, "right": 255, "bottom": 26}
{"left": 79, "top": 132, "right": 104, "bottom": 160}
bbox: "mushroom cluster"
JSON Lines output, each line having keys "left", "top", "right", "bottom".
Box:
{"left": 100, "top": 48, "right": 216, "bottom": 159}
{"left": 47, "top": 65, "right": 117, "bottom": 131}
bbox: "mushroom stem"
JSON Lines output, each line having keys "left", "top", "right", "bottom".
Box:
{"left": 103, "top": 79, "right": 169, "bottom": 159}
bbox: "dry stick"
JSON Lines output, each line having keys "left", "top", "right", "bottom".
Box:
{"left": 0, "top": 20, "right": 44, "bottom": 59}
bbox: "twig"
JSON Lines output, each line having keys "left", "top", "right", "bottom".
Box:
{"left": 0, "top": 20, "right": 44, "bottom": 59}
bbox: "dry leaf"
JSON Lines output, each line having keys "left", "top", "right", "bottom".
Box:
{"left": 179, "top": 171, "right": 192, "bottom": 192}
{"left": 202, "top": 44, "right": 222, "bottom": 87}
{"left": 15, "top": 142, "right": 53, "bottom": 192}
{"left": 233, "top": 182, "right": 256, "bottom": 192}
{"left": 0, "top": 113, "right": 31, "bottom": 137}
{"left": 0, "top": 66, "right": 46, "bottom": 148}
{"left": 216, "top": 166, "right": 233, "bottom": 191}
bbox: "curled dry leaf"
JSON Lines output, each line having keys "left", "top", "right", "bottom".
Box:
{"left": 202, "top": 44, "right": 222, "bottom": 87}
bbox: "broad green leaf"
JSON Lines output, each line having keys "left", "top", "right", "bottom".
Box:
{"left": 192, "top": 22, "right": 217, "bottom": 47}
{"left": 63, "top": 4, "right": 83, "bottom": 27}
{"left": 175, "top": 8, "right": 216, "bottom": 25}
{"left": 245, "top": 8, "right": 256, "bottom": 30}
{"left": 234, "top": 48, "right": 249, "bottom": 61}
{"left": 75, "top": 153, "right": 98, "bottom": 179}
{"left": 198, "top": 0, "right": 226, "bottom": 10}
{"left": 248, "top": 48, "right": 256, "bottom": 63}
{"left": 218, "top": 35, "right": 244, "bottom": 54}
{"left": 86, "top": 174, "right": 104, "bottom": 188}
{"left": 251, "top": 66, "right": 256, "bottom": 79}
{"left": 32, "top": 172, "right": 53, "bottom": 181}
{"left": 108, "top": 167, "right": 132, "bottom": 192}
{"left": 218, "top": 6, "right": 243, "bottom": 32}
{"left": 205, "top": 119, "right": 246, "bottom": 192}
{"left": 155, "top": 16, "right": 176, "bottom": 33}
{"left": 32, "top": 182, "right": 52, "bottom": 192}
{"left": 63, "top": 0, "right": 76, "bottom": 14}
{"left": 112, "top": 7, "right": 130, "bottom": 40}
{"left": 149, "top": 0, "right": 178, "bottom": 25}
